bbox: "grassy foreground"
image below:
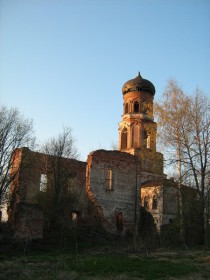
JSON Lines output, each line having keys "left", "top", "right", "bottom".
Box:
{"left": 0, "top": 226, "right": 210, "bottom": 279}
{"left": 1, "top": 250, "right": 210, "bottom": 280}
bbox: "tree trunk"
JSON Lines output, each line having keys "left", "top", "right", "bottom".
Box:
{"left": 177, "top": 143, "right": 184, "bottom": 244}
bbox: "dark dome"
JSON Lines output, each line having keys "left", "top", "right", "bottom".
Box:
{"left": 122, "top": 72, "right": 155, "bottom": 95}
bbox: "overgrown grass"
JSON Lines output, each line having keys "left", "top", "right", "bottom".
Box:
{"left": 73, "top": 254, "right": 198, "bottom": 279}
{"left": 0, "top": 252, "right": 200, "bottom": 280}
{"left": 1, "top": 225, "right": 209, "bottom": 279}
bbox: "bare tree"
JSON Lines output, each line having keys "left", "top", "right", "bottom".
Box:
{"left": 38, "top": 127, "right": 79, "bottom": 229}
{"left": 155, "top": 81, "right": 210, "bottom": 245}
{"left": 155, "top": 81, "right": 190, "bottom": 242}
{"left": 0, "top": 105, "right": 35, "bottom": 208}
{"left": 182, "top": 90, "right": 210, "bottom": 245}
{"left": 42, "top": 127, "right": 79, "bottom": 159}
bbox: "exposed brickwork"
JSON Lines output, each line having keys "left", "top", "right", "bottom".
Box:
{"left": 9, "top": 147, "right": 88, "bottom": 239}
{"left": 9, "top": 146, "right": 166, "bottom": 238}
{"left": 86, "top": 150, "right": 139, "bottom": 235}
{"left": 86, "top": 149, "right": 165, "bottom": 235}
{"left": 13, "top": 203, "right": 44, "bottom": 239}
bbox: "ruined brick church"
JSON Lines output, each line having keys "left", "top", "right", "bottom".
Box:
{"left": 9, "top": 73, "right": 179, "bottom": 239}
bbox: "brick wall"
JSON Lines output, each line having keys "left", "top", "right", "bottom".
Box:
{"left": 86, "top": 150, "right": 141, "bottom": 235}
{"left": 9, "top": 147, "right": 87, "bottom": 239}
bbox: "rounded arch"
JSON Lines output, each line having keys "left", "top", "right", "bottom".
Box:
{"left": 131, "top": 98, "right": 142, "bottom": 113}
{"left": 134, "top": 100, "right": 140, "bottom": 113}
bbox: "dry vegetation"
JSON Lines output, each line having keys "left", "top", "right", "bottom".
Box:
{"left": 0, "top": 232, "right": 210, "bottom": 280}
{"left": 0, "top": 224, "right": 210, "bottom": 279}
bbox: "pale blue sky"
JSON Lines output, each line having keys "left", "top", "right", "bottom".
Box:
{"left": 1, "top": 0, "right": 210, "bottom": 161}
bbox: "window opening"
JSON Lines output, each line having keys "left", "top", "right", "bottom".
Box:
{"left": 105, "top": 169, "right": 113, "bottom": 190}
{"left": 147, "top": 134, "right": 151, "bottom": 149}
{"left": 40, "top": 174, "right": 47, "bottom": 192}
{"left": 72, "top": 212, "right": 78, "bottom": 222}
{"left": 152, "top": 195, "right": 158, "bottom": 209}
{"left": 124, "top": 103, "right": 129, "bottom": 114}
{"left": 134, "top": 101, "right": 139, "bottom": 113}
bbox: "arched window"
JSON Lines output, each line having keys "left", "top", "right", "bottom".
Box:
{"left": 152, "top": 195, "right": 158, "bottom": 209}
{"left": 125, "top": 103, "right": 128, "bottom": 114}
{"left": 134, "top": 101, "right": 139, "bottom": 113}
{"left": 144, "top": 196, "right": 149, "bottom": 210}
{"left": 147, "top": 134, "right": 151, "bottom": 149}
{"left": 121, "top": 127, "right": 128, "bottom": 149}
{"left": 40, "top": 174, "right": 47, "bottom": 192}
{"left": 105, "top": 169, "right": 113, "bottom": 190}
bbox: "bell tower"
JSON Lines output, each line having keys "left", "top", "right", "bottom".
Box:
{"left": 118, "top": 72, "right": 163, "bottom": 175}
